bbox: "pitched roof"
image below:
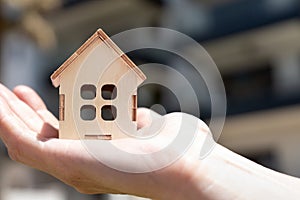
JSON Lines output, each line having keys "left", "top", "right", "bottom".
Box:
{"left": 51, "top": 29, "right": 146, "bottom": 88}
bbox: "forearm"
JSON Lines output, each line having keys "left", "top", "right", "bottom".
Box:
{"left": 145, "top": 143, "right": 300, "bottom": 200}
{"left": 195, "top": 144, "right": 300, "bottom": 200}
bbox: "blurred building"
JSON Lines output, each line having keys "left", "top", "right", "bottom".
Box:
{"left": 0, "top": 0, "right": 300, "bottom": 199}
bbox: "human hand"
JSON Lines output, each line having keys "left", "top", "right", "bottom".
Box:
{"left": 0, "top": 84, "right": 210, "bottom": 199}
{"left": 1, "top": 84, "right": 300, "bottom": 200}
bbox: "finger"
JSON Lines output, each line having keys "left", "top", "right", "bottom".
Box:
{"left": 13, "top": 85, "right": 59, "bottom": 127}
{"left": 13, "top": 85, "right": 59, "bottom": 138}
{"left": 0, "top": 84, "right": 44, "bottom": 133}
{"left": 137, "top": 107, "right": 161, "bottom": 129}
{"left": 13, "top": 85, "right": 47, "bottom": 111}
{"left": 0, "top": 95, "right": 38, "bottom": 152}
{"left": 0, "top": 96, "right": 47, "bottom": 170}
{"left": 37, "top": 115, "right": 59, "bottom": 139}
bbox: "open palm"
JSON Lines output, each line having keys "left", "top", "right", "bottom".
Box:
{"left": 0, "top": 84, "right": 208, "bottom": 199}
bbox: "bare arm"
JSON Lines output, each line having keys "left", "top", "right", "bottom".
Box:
{"left": 193, "top": 144, "right": 300, "bottom": 200}
{"left": 0, "top": 84, "right": 299, "bottom": 200}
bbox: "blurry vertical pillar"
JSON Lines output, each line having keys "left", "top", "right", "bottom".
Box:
{"left": 0, "top": 30, "right": 43, "bottom": 90}
{"left": 0, "top": 15, "right": 4, "bottom": 70}
{"left": 272, "top": 52, "right": 300, "bottom": 96}
{"left": 0, "top": 7, "right": 12, "bottom": 183}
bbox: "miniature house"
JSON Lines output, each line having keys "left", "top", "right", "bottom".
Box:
{"left": 50, "top": 29, "right": 146, "bottom": 140}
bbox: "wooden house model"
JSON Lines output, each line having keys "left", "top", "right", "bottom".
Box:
{"left": 50, "top": 29, "right": 146, "bottom": 140}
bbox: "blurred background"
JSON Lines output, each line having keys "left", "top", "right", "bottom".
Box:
{"left": 0, "top": 0, "right": 300, "bottom": 199}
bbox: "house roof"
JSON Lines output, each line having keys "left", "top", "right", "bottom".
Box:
{"left": 51, "top": 29, "right": 146, "bottom": 88}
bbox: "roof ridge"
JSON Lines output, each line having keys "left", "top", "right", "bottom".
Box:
{"left": 96, "top": 29, "right": 146, "bottom": 81}
{"left": 50, "top": 29, "right": 146, "bottom": 88}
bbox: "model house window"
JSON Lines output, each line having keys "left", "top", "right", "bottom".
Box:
{"left": 101, "top": 84, "right": 117, "bottom": 100}
{"left": 81, "top": 84, "right": 96, "bottom": 100}
{"left": 80, "top": 84, "right": 97, "bottom": 121}
{"left": 81, "top": 105, "right": 96, "bottom": 121}
{"left": 101, "top": 84, "right": 117, "bottom": 121}
{"left": 101, "top": 105, "right": 117, "bottom": 121}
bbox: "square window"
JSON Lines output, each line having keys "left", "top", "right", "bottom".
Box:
{"left": 101, "top": 105, "right": 117, "bottom": 121}
{"left": 81, "top": 105, "right": 96, "bottom": 121}
{"left": 81, "top": 84, "right": 96, "bottom": 100}
{"left": 101, "top": 84, "right": 117, "bottom": 100}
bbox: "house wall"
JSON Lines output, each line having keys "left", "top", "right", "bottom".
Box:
{"left": 94, "top": 58, "right": 139, "bottom": 139}
{"left": 59, "top": 51, "right": 83, "bottom": 139}
{"left": 59, "top": 39, "right": 139, "bottom": 139}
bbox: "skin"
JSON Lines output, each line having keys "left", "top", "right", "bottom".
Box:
{"left": 0, "top": 84, "right": 299, "bottom": 200}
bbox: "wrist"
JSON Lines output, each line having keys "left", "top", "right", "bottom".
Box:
{"left": 146, "top": 156, "right": 208, "bottom": 200}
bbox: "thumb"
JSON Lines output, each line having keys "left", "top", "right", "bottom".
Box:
{"left": 137, "top": 108, "right": 161, "bottom": 129}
